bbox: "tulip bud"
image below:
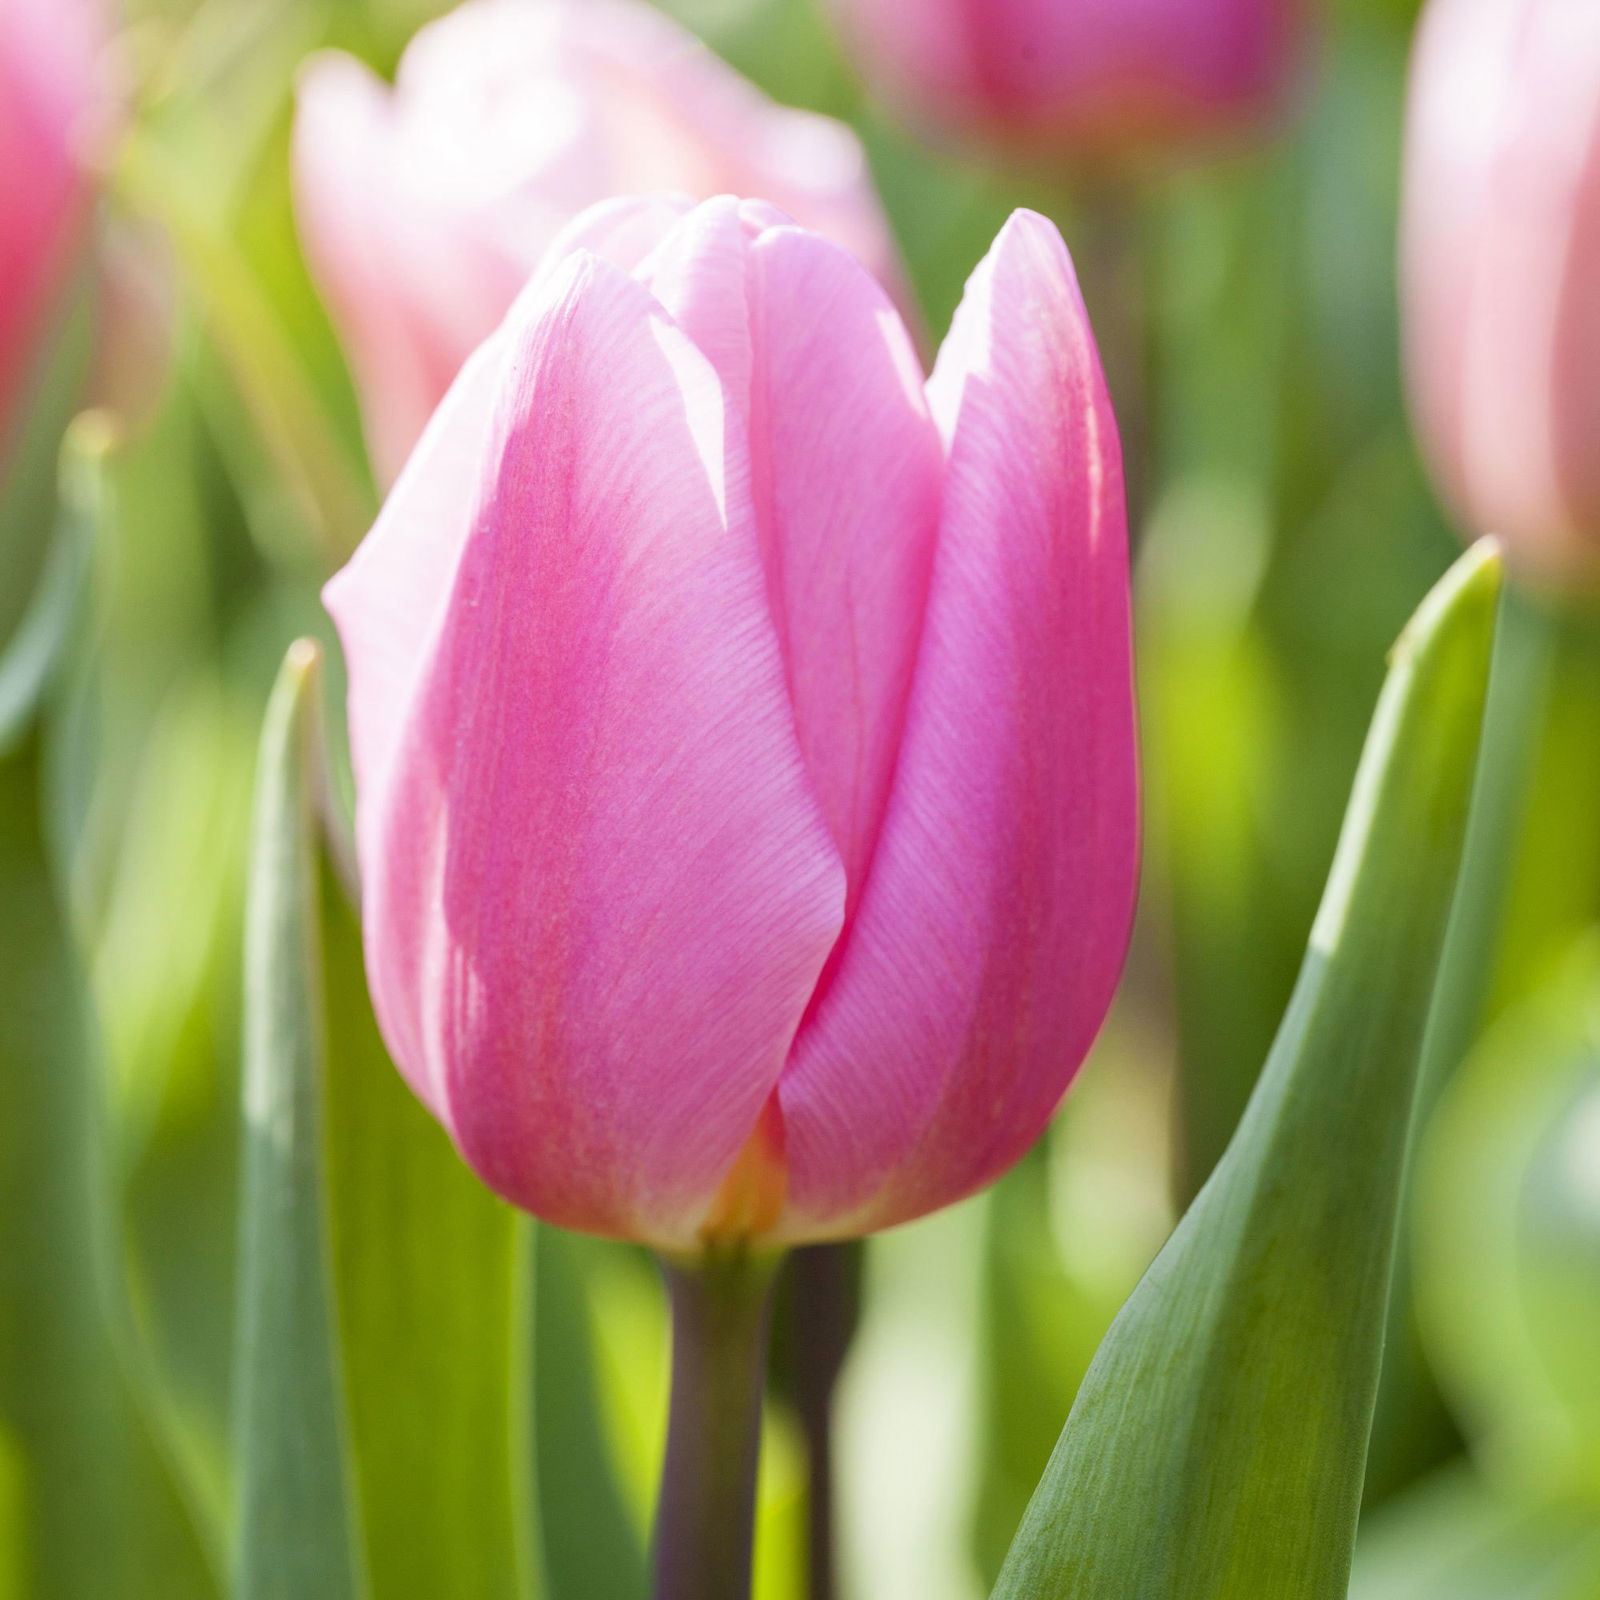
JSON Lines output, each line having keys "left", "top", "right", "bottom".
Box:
{"left": 1400, "top": 0, "right": 1600, "bottom": 582}
{"left": 0, "top": 0, "right": 107, "bottom": 460}
{"left": 293, "top": 0, "right": 904, "bottom": 486}
{"left": 324, "top": 197, "right": 1138, "bottom": 1249}
{"left": 828, "top": 0, "right": 1303, "bottom": 165}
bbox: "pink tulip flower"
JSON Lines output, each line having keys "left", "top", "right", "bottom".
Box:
{"left": 0, "top": 0, "right": 106, "bottom": 457}
{"left": 294, "top": 0, "right": 903, "bottom": 488}
{"left": 1401, "top": 0, "right": 1600, "bottom": 581}
{"left": 829, "top": 0, "right": 1302, "bottom": 164}
{"left": 324, "top": 196, "right": 1138, "bottom": 1250}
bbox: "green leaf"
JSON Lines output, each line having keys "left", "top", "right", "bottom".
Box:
{"left": 319, "top": 811, "right": 535, "bottom": 1600}
{"left": 233, "top": 639, "right": 363, "bottom": 1600}
{"left": 117, "top": 134, "right": 374, "bottom": 567}
{"left": 533, "top": 1229, "right": 647, "bottom": 1600}
{"left": 991, "top": 542, "right": 1502, "bottom": 1600}
{"left": 0, "top": 269, "right": 93, "bottom": 643}
{"left": 0, "top": 414, "right": 111, "bottom": 755}
{"left": 0, "top": 737, "right": 216, "bottom": 1599}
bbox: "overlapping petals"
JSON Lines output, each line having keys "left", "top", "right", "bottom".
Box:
{"left": 294, "top": 0, "right": 902, "bottom": 485}
{"left": 779, "top": 213, "right": 1137, "bottom": 1237}
{"left": 327, "top": 198, "right": 1137, "bottom": 1246}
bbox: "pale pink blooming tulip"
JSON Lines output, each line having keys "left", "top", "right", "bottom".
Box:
{"left": 324, "top": 196, "right": 1138, "bottom": 1250}
{"left": 1401, "top": 0, "right": 1600, "bottom": 581}
{"left": 294, "top": 0, "right": 903, "bottom": 487}
{"left": 0, "top": 0, "right": 105, "bottom": 456}
{"left": 829, "top": 0, "right": 1302, "bottom": 163}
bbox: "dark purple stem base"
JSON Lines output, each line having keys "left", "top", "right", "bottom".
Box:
{"left": 652, "top": 1248, "right": 781, "bottom": 1600}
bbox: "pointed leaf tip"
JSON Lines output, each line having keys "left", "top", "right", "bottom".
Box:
{"left": 992, "top": 546, "right": 1500, "bottom": 1600}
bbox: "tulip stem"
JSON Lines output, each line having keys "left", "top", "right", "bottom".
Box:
{"left": 652, "top": 1246, "right": 782, "bottom": 1600}
{"left": 785, "top": 1242, "right": 862, "bottom": 1600}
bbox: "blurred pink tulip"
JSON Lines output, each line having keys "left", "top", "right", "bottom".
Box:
{"left": 324, "top": 197, "right": 1138, "bottom": 1249}
{"left": 829, "top": 0, "right": 1302, "bottom": 163}
{"left": 0, "top": 0, "right": 106, "bottom": 455}
{"left": 1401, "top": 0, "right": 1600, "bottom": 581}
{"left": 294, "top": 0, "right": 903, "bottom": 487}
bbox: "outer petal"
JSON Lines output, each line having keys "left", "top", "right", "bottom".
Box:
{"left": 778, "top": 211, "right": 1138, "bottom": 1239}
{"left": 325, "top": 251, "right": 845, "bottom": 1245}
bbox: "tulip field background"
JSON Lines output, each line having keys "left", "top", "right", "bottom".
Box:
{"left": 6, "top": 0, "right": 1600, "bottom": 1598}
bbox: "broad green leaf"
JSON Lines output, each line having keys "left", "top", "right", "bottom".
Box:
{"left": 233, "top": 640, "right": 363, "bottom": 1600}
{"left": 319, "top": 815, "right": 534, "bottom": 1600}
{"left": 991, "top": 542, "right": 1501, "bottom": 1600}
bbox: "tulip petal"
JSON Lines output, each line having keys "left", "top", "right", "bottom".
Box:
{"left": 639, "top": 201, "right": 944, "bottom": 907}
{"left": 293, "top": 54, "right": 462, "bottom": 484}
{"left": 744, "top": 223, "right": 944, "bottom": 912}
{"left": 536, "top": 191, "right": 696, "bottom": 281}
{"left": 1403, "top": 0, "right": 1600, "bottom": 573}
{"left": 833, "top": 0, "right": 1294, "bottom": 157}
{"left": 326, "top": 251, "right": 846, "bottom": 1245}
{"left": 778, "top": 211, "right": 1138, "bottom": 1238}
{"left": 293, "top": 51, "right": 529, "bottom": 484}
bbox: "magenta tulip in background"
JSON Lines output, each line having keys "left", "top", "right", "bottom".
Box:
{"left": 324, "top": 197, "right": 1138, "bottom": 1249}
{"left": 1401, "top": 0, "right": 1600, "bottom": 581}
{"left": 0, "top": 0, "right": 105, "bottom": 455}
{"left": 829, "top": 0, "right": 1301, "bottom": 163}
{"left": 294, "top": 0, "right": 902, "bottom": 486}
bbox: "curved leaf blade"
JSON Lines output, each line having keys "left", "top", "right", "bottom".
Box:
{"left": 233, "top": 640, "right": 363, "bottom": 1600}
{"left": 992, "top": 542, "right": 1502, "bottom": 1600}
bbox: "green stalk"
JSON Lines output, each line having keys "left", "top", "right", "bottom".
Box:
{"left": 651, "top": 1248, "right": 782, "bottom": 1600}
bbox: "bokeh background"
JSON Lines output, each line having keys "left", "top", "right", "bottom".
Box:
{"left": 5, "top": 0, "right": 1600, "bottom": 1597}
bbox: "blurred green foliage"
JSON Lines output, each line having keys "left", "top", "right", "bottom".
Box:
{"left": 3, "top": 0, "right": 1598, "bottom": 1595}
